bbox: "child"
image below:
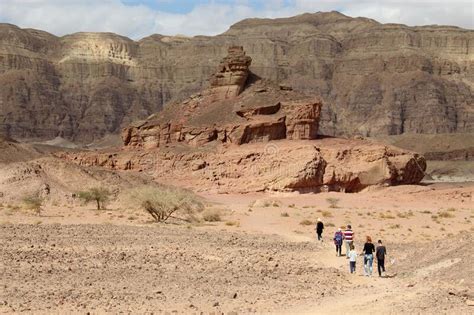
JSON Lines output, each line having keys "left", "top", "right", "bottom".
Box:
{"left": 349, "top": 244, "right": 357, "bottom": 274}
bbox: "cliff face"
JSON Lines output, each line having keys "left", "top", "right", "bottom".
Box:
{"left": 0, "top": 11, "right": 473, "bottom": 141}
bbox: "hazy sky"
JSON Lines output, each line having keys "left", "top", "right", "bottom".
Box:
{"left": 1, "top": 0, "right": 472, "bottom": 39}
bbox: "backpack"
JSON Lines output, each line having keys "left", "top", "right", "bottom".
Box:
{"left": 335, "top": 232, "right": 343, "bottom": 242}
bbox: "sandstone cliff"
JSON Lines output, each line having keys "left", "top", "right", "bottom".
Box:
{"left": 1, "top": 11, "right": 472, "bottom": 141}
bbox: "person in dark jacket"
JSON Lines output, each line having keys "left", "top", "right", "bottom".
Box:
{"left": 333, "top": 228, "right": 344, "bottom": 256}
{"left": 362, "top": 236, "right": 375, "bottom": 276}
{"left": 376, "top": 240, "right": 387, "bottom": 277}
{"left": 316, "top": 218, "right": 324, "bottom": 241}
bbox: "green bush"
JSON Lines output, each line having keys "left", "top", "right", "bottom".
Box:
{"left": 77, "top": 187, "right": 111, "bottom": 210}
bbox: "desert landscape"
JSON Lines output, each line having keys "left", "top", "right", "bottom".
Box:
{"left": 0, "top": 4, "right": 473, "bottom": 315}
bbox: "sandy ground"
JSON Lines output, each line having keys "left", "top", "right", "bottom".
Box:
{"left": 0, "top": 182, "right": 473, "bottom": 314}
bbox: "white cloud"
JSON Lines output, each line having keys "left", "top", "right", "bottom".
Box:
{"left": 0, "top": 0, "right": 472, "bottom": 40}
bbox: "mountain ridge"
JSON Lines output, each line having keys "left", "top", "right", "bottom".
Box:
{"left": 0, "top": 11, "right": 472, "bottom": 142}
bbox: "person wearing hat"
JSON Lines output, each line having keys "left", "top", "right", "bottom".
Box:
{"left": 315, "top": 218, "right": 324, "bottom": 241}
{"left": 333, "top": 228, "right": 344, "bottom": 256}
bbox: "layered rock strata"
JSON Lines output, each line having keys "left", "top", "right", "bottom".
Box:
{"left": 0, "top": 11, "right": 472, "bottom": 141}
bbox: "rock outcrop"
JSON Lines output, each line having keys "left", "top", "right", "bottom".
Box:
{"left": 57, "top": 138, "right": 426, "bottom": 193}
{"left": 57, "top": 47, "right": 426, "bottom": 193}
{"left": 0, "top": 11, "right": 473, "bottom": 141}
{"left": 121, "top": 47, "right": 323, "bottom": 149}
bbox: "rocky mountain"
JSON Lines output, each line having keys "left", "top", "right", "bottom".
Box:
{"left": 0, "top": 11, "right": 472, "bottom": 142}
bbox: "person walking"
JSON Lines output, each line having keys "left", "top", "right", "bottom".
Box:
{"left": 333, "top": 228, "right": 344, "bottom": 256}
{"left": 376, "top": 240, "right": 387, "bottom": 277}
{"left": 343, "top": 225, "right": 354, "bottom": 258}
{"left": 316, "top": 218, "right": 324, "bottom": 241}
{"left": 349, "top": 243, "right": 357, "bottom": 274}
{"left": 362, "top": 236, "right": 375, "bottom": 276}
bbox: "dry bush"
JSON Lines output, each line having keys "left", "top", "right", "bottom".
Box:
{"left": 281, "top": 212, "right": 290, "bottom": 217}
{"left": 22, "top": 195, "right": 43, "bottom": 216}
{"left": 132, "top": 186, "right": 204, "bottom": 223}
{"left": 388, "top": 224, "right": 400, "bottom": 229}
{"left": 380, "top": 213, "right": 396, "bottom": 219}
{"left": 202, "top": 209, "right": 222, "bottom": 222}
{"left": 438, "top": 211, "right": 455, "bottom": 219}
{"left": 397, "top": 210, "right": 414, "bottom": 218}
{"left": 299, "top": 219, "right": 313, "bottom": 226}
{"left": 288, "top": 204, "right": 296, "bottom": 208}
{"left": 322, "top": 210, "right": 333, "bottom": 218}
{"left": 77, "top": 187, "right": 110, "bottom": 210}
{"left": 447, "top": 208, "right": 457, "bottom": 212}
{"left": 421, "top": 210, "right": 432, "bottom": 214}
{"left": 326, "top": 198, "right": 340, "bottom": 208}
{"left": 225, "top": 221, "right": 240, "bottom": 227}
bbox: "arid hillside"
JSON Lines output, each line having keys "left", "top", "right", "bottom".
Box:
{"left": 0, "top": 11, "right": 472, "bottom": 142}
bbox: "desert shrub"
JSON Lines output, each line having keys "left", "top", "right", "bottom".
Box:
{"left": 132, "top": 186, "right": 203, "bottom": 223}
{"left": 299, "top": 219, "right": 313, "bottom": 226}
{"left": 280, "top": 212, "right": 290, "bottom": 217}
{"left": 23, "top": 196, "right": 43, "bottom": 216}
{"left": 421, "top": 210, "right": 432, "bottom": 214}
{"left": 321, "top": 210, "right": 333, "bottom": 218}
{"left": 388, "top": 224, "right": 400, "bottom": 229}
{"left": 202, "top": 209, "right": 222, "bottom": 222}
{"left": 288, "top": 204, "right": 296, "bottom": 208}
{"left": 225, "top": 221, "right": 240, "bottom": 227}
{"left": 380, "top": 213, "right": 395, "bottom": 219}
{"left": 438, "top": 211, "right": 455, "bottom": 219}
{"left": 447, "top": 208, "right": 457, "bottom": 212}
{"left": 77, "top": 187, "right": 110, "bottom": 210}
{"left": 326, "top": 198, "right": 340, "bottom": 208}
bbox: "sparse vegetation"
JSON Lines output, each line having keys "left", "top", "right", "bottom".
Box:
{"left": 388, "top": 224, "right": 400, "bottom": 229}
{"left": 321, "top": 210, "right": 333, "bottom": 218}
{"left": 202, "top": 209, "right": 222, "bottom": 222}
{"left": 22, "top": 195, "right": 43, "bottom": 216}
{"left": 380, "top": 213, "right": 396, "bottom": 219}
{"left": 438, "top": 211, "right": 455, "bottom": 219}
{"left": 225, "top": 221, "right": 240, "bottom": 227}
{"left": 299, "top": 219, "right": 313, "bottom": 226}
{"left": 133, "top": 186, "right": 204, "bottom": 223}
{"left": 280, "top": 212, "right": 289, "bottom": 217}
{"left": 288, "top": 204, "right": 296, "bottom": 208}
{"left": 77, "top": 187, "right": 111, "bottom": 210}
{"left": 326, "top": 198, "right": 340, "bottom": 208}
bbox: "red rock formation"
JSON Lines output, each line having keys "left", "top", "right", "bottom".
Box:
{"left": 57, "top": 138, "right": 426, "bottom": 193}
{"left": 121, "top": 47, "right": 323, "bottom": 149}
{"left": 59, "top": 46, "right": 427, "bottom": 193}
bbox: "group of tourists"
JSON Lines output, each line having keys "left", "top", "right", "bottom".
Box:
{"left": 315, "top": 220, "right": 388, "bottom": 277}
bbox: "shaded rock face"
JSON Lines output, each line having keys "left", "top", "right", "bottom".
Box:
{"left": 1, "top": 11, "right": 473, "bottom": 141}
{"left": 122, "top": 46, "right": 323, "bottom": 149}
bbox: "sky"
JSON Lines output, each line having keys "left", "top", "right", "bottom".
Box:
{"left": 0, "top": 0, "right": 472, "bottom": 39}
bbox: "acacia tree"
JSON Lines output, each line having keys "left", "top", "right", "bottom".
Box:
{"left": 134, "top": 186, "right": 203, "bottom": 223}
{"left": 77, "top": 187, "right": 110, "bottom": 210}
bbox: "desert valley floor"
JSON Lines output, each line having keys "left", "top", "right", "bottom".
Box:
{"left": 1, "top": 182, "right": 473, "bottom": 314}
